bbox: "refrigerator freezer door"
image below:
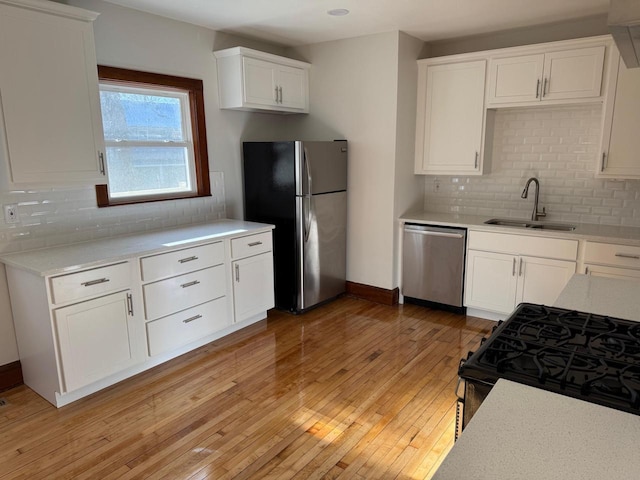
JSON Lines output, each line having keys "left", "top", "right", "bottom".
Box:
{"left": 296, "top": 191, "right": 347, "bottom": 311}
{"left": 295, "top": 141, "right": 348, "bottom": 196}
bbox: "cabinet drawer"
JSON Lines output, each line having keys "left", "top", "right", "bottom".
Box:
{"left": 146, "top": 297, "right": 229, "bottom": 356}
{"left": 468, "top": 231, "right": 578, "bottom": 261}
{"left": 49, "top": 262, "right": 130, "bottom": 305}
{"left": 584, "top": 242, "right": 640, "bottom": 269}
{"left": 140, "top": 242, "right": 224, "bottom": 282}
{"left": 231, "top": 231, "right": 272, "bottom": 259}
{"left": 143, "top": 265, "right": 226, "bottom": 320}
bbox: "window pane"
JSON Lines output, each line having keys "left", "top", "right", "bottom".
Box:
{"left": 100, "top": 90, "right": 185, "bottom": 142}
{"left": 106, "top": 146, "right": 192, "bottom": 198}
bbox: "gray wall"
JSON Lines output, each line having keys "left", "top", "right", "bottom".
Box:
{"left": 426, "top": 14, "right": 608, "bottom": 58}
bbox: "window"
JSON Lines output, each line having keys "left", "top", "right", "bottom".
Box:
{"left": 96, "top": 66, "right": 210, "bottom": 206}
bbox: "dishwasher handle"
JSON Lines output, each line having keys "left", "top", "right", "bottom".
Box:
{"left": 403, "top": 226, "right": 464, "bottom": 239}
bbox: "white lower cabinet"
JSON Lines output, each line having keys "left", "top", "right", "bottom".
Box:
{"left": 54, "top": 290, "right": 136, "bottom": 392}
{"left": 230, "top": 232, "right": 275, "bottom": 323}
{"left": 4, "top": 225, "right": 275, "bottom": 407}
{"left": 233, "top": 252, "right": 275, "bottom": 323}
{"left": 583, "top": 241, "right": 640, "bottom": 281}
{"left": 465, "top": 231, "right": 577, "bottom": 315}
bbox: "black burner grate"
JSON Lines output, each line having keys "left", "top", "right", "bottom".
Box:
{"left": 460, "top": 303, "right": 640, "bottom": 415}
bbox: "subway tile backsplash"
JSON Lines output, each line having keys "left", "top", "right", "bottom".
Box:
{"left": 423, "top": 105, "right": 640, "bottom": 227}
{"left": 0, "top": 171, "right": 226, "bottom": 254}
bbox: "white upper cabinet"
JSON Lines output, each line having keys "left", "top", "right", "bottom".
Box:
{"left": 0, "top": 0, "right": 105, "bottom": 185}
{"left": 214, "top": 47, "right": 310, "bottom": 114}
{"left": 415, "top": 59, "right": 488, "bottom": 175}
{"left": 599, "top": 51, "right": 640, "bottom": 178}
{"left": 487, "top": 45, "right": 606, "bottom": 106}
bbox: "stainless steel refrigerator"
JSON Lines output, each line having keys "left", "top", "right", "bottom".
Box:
{"left": 242, "top": 140, "right": 348, "bottom": 313}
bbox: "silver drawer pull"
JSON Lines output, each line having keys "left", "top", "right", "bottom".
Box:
{"left": 248, "top": 241, "right": 263, "bottom": 247}
{"left": 615, "top": 253, "right": 640, "bottom": 260}
{"left": 180, "top": 280, "right": 201, "bottom": 288}
{"left": 178, "top": 255, "right": 198, "bottom": 264}
{"left": 182, "top": 314, "right": 202, "bottom": 324}
{"left": 81, "top": 278, "right": 109, "bottom": 287}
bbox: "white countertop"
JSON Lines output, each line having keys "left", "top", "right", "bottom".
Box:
{"left": 0, "top": 219, "right": 274, "bottom": 277}
{"left": 400, "top": 211, "right": 640, "bottom": 246}
{"left": 433, "top": 379, "right": 640, "bottom": 480}
{"left": 555, "top": 274, "right": 640, "bottom": 322}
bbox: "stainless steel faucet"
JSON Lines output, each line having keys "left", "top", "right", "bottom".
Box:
{"left": 521, "top": 177, "right": 546, "bottom": 221}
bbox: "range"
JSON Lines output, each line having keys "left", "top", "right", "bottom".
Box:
{"left": 457, "top": 303, "right": 640, "bottom": 437}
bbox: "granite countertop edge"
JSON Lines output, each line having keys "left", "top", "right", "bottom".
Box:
{"left": 0, "top": 219, "right": 275, "bottom": 277}
{"left": 400, "top": 211, "right": 640, "bottom": 246}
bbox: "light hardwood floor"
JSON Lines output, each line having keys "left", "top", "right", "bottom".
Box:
{"left": 0, "top": 297, "right": 493, "bottom": 479}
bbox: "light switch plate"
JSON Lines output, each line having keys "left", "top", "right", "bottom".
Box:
{"left": 4, "top": 204, "right": 18, "bottom": 224}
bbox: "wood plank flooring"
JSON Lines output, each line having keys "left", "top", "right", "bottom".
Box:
{"left": 0, "top": 297, "right": 493, "bottom": 479}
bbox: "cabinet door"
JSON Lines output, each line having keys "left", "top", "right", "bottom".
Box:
{"left": 600, "top": 58, "right": 640, "bottom": 178}
{"left": 242, "top": 57, "right": 278, "bottom": 107}
{"left": 277, "top": 65, "right": 307, "bottom": 110}
{"left": 585, "top": 264, "right": 640, "bottom": 281}
{"left": 233, "top": 252, "right": 274, "bottom": 323}
{"left": 516, "top": 256, "right": 576, "bottom": 306}
{"left": 465, "top": 250, "right": 517, "bottom": 314}
{"left": 487, "top": 54, "right": 544, "bottom": 104}
{"left": 0, "top": 4, "right": 104, "bottom": 184}
{"left": 54, "top": 290, "right": 137, "bottom": 393}
{"left": 542, "top": 46, "right": 605, "bottom": 101}
{"left": 415, "top": 60, "right": 486, "bottom": 174}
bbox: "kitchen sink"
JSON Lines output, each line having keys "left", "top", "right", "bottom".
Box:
{"left": 484, "top": 218, "right": 576, "bottom": 231}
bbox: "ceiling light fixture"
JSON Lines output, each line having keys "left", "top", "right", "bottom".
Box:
{"left": 327, "top": 8, "right": 349, "bottom": 16}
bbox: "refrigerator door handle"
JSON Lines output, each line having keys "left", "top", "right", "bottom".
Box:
{"left": 303, "top": 148, "right": 312, "bottom": 243}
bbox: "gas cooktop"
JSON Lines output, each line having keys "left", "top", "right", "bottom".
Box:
{"left": 459, "top": 303, "right": 640, "bottom": 415}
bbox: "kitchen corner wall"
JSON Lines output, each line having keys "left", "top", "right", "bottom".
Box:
{"left": 284, "top": 32, "right": 425, "bottom": 291}
{"left": 424, "top": 105, "right": 640, "bottom": 226}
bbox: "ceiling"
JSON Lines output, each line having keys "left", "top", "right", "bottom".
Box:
{"left": 101, "top": 0, "right": 610, "bottom": 47}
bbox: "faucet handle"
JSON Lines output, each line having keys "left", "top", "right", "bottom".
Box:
{"left": 538, "top": 207, "right": 547, "bottom": 218}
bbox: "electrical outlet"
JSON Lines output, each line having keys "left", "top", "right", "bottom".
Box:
{"left": 4, "top": 204, "right": 18, "bottom": 224}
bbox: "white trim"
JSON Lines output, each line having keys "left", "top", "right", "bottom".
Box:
{"left": 0, "top": 0, "right": 99, "bottom": 22}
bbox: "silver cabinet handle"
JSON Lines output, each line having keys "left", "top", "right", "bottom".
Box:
{"left": 519, "top": 258, "right": 523, "bottom": 277}
{"left": 543, "top": 77, "right": 548, "bottom": 97}
{"left": 585, "top": 266, "right": 590, "bottom": 275}
{"left": 182, "top": 314, "right": 202, "bottom": 324}
{"left": 278, "top": 86, "right": 283, "bottom": 103}
{"left": 512, "top": 257, "right": 516, "bottom": 276}
{"left": 235, "top": 264, "right": 240, "bottom": 282}
{"left": 180, "top": 280, "right": 200, "bottom": 288}
{"left": 615, "top": 253, "right": 640, "bottom": 259}
{"left": 474, "top": 151, "right": 479, "bottom": 169}
{"left": 601, "top": 152, "right": 607, "bottom": 172}
{"left": 178, "top": 255, "right": 198, "bottom": 264}
{"left": 536, "top": 78, "right": 541, "bottom": 98}
{"left": 126, "top": 293, "right": 134, "bottom": 316}
{"left": 248, "top": 241, "right": 263, "bottom": 247}
{"left": 98, "top": 152, "right": 106, "bottom": 175}
{"left": 81, "top": 277, "right": 109, "bottom": 287}
{"left": 274, "top": 86, "right": 279, "bottom": 103}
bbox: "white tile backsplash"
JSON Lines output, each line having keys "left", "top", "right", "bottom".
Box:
{"left": 423, "top": 105, "right": 640, "bottom": 227}
{"left": 0, "top": 171, "right": 226, "bottom": 254}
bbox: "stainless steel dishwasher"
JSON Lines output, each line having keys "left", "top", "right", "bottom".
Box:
{"left": 402, "top": 224, "right": 466, "bottom": 308}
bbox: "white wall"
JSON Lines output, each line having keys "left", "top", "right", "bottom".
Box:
{"left": 285, "top": 32, "right": 401, "bottom": 290}
{"left": 427, "top": 14, "right": 608, "bottom": 57}
{"left": 392, "top": 33, "right": 425, "bottom": 286}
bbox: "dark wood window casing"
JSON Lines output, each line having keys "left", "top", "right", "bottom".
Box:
{"left": 95, "top": 66, "right": 211, "bottom": 207}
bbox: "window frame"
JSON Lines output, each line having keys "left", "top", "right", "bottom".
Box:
{"left": 95, "top": 66, "right": 211, "bottom": 207}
